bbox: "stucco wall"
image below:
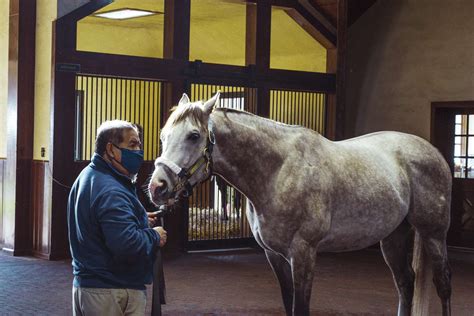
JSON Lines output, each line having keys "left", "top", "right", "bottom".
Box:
{"left": 346, "top": 0, "right": 474, "bottom": 140}
{"left": 34, "top": 0, "right": 57, "bottom": 160}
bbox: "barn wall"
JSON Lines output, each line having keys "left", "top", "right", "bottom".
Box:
{"left": 345, "top": 0, "right": 474, "bottom": 140}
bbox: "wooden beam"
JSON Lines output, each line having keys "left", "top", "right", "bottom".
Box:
{"left": 164, "top": 0, "right": 190, "bottom": 60}
{"left": 325, "top": 48, "right": 337, "bottom": 140}
{"left": 254, "top": 0, "right": 272, "bottom": 118}
{"left": 245, "top": 3, "right": 257, "bottom": 66}
{"left": 3, "top": 0, "right": 36, "bottom": 256}
{"left": 292, "top": 1, "right": 337, "bottom": 48}
{"left": 335, "top": 0, "right": 347, "bottom": 140}
{"left": 255, "top": 0, "right": 271, "bottom": 71}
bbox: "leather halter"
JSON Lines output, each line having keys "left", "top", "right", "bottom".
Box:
{"left": 155, "top": 119, "right": 215, "bottom": 198}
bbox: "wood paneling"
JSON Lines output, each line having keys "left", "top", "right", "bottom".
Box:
{"left": 0, "top": 158, "right": 5, "bottom": 246}
{"left": 32, "top": 160, "right": 52, "bottom": 259}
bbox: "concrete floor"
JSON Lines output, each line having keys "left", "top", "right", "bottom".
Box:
{"left": 0, "top": 248, "right": 473, "bottom": 315}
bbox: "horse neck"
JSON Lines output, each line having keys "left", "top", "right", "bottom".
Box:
{"left": 210, "top": 109, "right": 287, "bottom": 203}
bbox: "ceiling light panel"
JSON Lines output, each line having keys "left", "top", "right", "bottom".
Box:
{"left": 94, "top": 9, "right": 158, "bottom": 20}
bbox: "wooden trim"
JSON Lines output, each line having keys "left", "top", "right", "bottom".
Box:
{"left": 431, "top": 101, "right": 474, "bottom": 146}
{"left": 431, "top": 100, "right": 474, "bottom": 109}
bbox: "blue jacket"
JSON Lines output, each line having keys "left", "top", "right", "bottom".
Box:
{"left": 68, "top": 153, "right": 160, "bottom": 290}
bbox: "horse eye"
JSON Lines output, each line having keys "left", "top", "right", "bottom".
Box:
{"left": 188, "top": 132, "right": 200, "bottom": 141}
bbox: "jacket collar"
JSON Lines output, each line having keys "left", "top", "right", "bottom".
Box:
{"left": 91, "top": 153, "right": 135, "bottom": 189}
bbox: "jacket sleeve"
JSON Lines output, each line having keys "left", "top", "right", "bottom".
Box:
{"left": 96, "top": 190, "right": 160, "bottom": 258}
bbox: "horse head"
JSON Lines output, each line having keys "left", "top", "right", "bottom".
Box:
{"left": 149, "top": 92, "right": 220, "bottom": 206}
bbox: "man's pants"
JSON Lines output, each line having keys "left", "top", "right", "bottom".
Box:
{"left": 73, "top": 287, "right": 146, "bottom": 316}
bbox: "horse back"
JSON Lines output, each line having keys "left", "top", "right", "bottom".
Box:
{"left": 314, "top": 131, "right": 451, "bottom": 252}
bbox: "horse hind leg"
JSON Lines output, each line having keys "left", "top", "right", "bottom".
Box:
{"left": 265, "top": 250, "right": 293, "bottom": 315}
{"left": 380, "top": 219, "right": 415, "bottom": 316}
{"left": 409, "top": 194, "right": 452, "bottom": 315}
{"left": 418, "top": 232, "right": 452, "bottom": 316}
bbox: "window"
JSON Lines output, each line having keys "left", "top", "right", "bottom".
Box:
{"left": 453, "top": 114, "right": 474, "bottom": 178}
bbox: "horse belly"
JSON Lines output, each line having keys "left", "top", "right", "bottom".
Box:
{"left": 317, "top": 189, "right": 410, "bottom": 252}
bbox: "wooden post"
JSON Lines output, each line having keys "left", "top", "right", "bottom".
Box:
{"left": 336, "top": 0, "right": 347, "bottom": 140}
{"left": 247, "top": 0, "right": 271, "bottom": 118}
{"left": 3, "top": 0, "right": 36, "bottom": 256}
{"left": 162, "top": 0, "right": 191, "bottom": 254}
{"left": 325, "top": 49, "right": 337, "bottom": 140}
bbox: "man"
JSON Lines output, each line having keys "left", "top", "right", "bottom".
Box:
{"left": 68, "top": 120, "right": 167, "bottom": 316}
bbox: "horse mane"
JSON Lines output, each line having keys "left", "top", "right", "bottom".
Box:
{"left": 215, "top": 107, "right": 308, "bottom": 130}
{"left": 164, "top": 102, "right": 307, "bottom": 133}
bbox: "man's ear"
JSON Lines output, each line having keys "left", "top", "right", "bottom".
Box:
{"left": 203, "top": 91, "right": 220, "bottom": 115}
{"left": 105, "top": 143, "right": 116, "bottom": 160}
{"left": 178, "top": 93, "right": 190, "bottom": 106}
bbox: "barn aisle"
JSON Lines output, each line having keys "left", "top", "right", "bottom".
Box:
{"left": 0, "top": 249, "right": 472, "bottom": 315}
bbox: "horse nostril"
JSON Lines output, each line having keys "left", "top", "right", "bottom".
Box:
{"left": 155, "top": 180, "right": 168, "bottom": 196}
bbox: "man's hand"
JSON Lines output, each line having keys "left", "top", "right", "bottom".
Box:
{"left": 148, "top": 211, "right": 159, "bottom": 227}
{"left": 153, "top": 226, "right": 167, "bottom": 247}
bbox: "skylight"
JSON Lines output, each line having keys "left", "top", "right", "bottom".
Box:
{"left": 94, "top": 8, "right": 159, "bottom": 20}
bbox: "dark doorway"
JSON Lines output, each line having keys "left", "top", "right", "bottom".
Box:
{"left": 432, "top": 101, "right": 474, "bottom": 248}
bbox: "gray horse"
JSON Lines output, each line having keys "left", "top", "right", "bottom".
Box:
{"left": 149, "top": 93, "right": 452, "bottom": 316}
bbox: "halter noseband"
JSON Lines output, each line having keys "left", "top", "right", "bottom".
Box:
{"left": 155, "top": 119, "right": 215, "bottom": 198}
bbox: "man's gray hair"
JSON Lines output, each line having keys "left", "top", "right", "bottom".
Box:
{"left": 95, "top": 120, "right": 139, "bottom": 155}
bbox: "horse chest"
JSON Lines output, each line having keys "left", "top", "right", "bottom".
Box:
{"left": 245, "top": 201, "right": 288, "bottom": 254}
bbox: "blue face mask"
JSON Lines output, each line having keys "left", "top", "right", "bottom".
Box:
{"left": 112, "top": 143, "right": 144, "bottom": 175}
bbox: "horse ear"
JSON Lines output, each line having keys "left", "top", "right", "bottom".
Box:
{"left": 178, "top": 93, "right": 190, "bottom": 106}
{"left": 203, "top": 91, "right": 220, "bottom": 114}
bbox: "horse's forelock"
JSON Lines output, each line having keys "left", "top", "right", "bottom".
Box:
{"left": 164, "top": 102, "right": 206, "bottom": 132}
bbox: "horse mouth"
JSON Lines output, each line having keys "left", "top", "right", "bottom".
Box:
{"left": 150, "top": 193, "right": 177, "bottom": 208}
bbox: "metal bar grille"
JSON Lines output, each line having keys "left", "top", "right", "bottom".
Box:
{"left": 75, "top": 74, "right": 162, "bottom": 161}
{"left": 269, "top": 89, "right": 326, "bottom": 134}
{"left": 187, "top": 83, "right": 257, "bottom": 244}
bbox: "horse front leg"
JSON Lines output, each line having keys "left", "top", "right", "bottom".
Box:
{"left": 289, "top": 242, "right": 318, "bottom": 316}
{"left": 265, "top": 250, "right": 293, "bottom": 315}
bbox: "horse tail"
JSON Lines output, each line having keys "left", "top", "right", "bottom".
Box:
{"left": 411, "top": 231, "right": 432, "bottom": 315}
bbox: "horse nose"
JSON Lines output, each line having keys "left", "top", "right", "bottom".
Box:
{"left": 154, "top": 179, "right": 168, "bottom": 197}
